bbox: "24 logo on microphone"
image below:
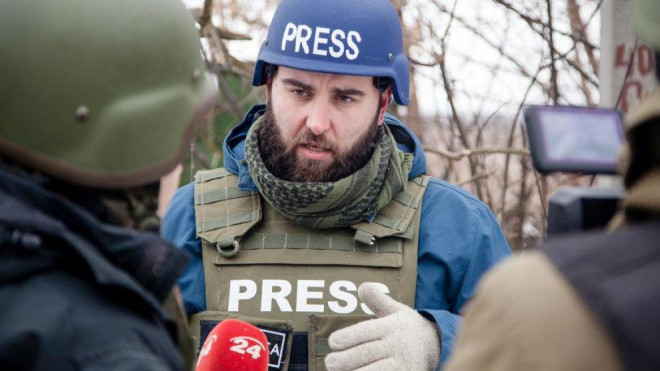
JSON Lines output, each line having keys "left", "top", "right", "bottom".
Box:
{"left": 230, "top": 335, "right": 267, "bottom": 359}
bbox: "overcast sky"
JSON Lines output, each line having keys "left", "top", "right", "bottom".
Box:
{"left": 181, "top": 0, "right": 601, "bottom": 119}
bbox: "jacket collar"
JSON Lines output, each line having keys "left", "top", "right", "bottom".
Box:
{"left": 0, "top": 167, "right": 188, "bottom": 306}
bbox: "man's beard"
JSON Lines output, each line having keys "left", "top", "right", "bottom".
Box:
{"left": 258, "top": 104, "right": 381, "bottom": 183}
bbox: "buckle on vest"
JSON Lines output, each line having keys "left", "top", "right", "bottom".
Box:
{"left": 353, "top": 230, "right": 376, "bottom": 246}
{"left": 216, "top": 237, "right": 241, "bottom": 258}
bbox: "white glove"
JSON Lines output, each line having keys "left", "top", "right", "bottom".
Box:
{"left": 325, "top": 282, "right": 441, "bottom": 371}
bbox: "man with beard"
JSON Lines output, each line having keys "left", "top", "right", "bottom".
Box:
{"left": 163, "top": 0, "right": 511, "bottom": 370}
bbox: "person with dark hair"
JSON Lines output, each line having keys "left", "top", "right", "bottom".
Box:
{"left": 162, "top": 0, "right": 511, "bottom": 369}
{"left": 444, "top": 1, "right": 660, "bottom": 370}
{"left": 0, "top": 0, "right": 217, "bottom": 369}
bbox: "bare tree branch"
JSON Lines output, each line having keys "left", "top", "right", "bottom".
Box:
{"left": 457, "top": 170, "right": 498, "bottom": 187}
{"left": 199, "top": 0, "right": 213, "bottom": 28}
{"left": 428, "top": 2, "right": 554, "bottom": 97}
{"left": 499, "top": 65, "right": 541, "bottom": 221}
{"left": 423, "top": 146, "right": 530, "bottom": 161}
{"left": 490, "top": 0, "right": 598, "bottom": 50}
{"left": 546, "top": 0, "right": 560, "bottom": 103}
{"left": 567, "top": 0, "right": 599, "bottom": 76}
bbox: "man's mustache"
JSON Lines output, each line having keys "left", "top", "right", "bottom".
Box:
{"left": 291, "top": 130, "right": 338, "bottom": 155}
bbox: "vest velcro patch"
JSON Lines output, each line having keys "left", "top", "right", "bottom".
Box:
{"left": 238, "top": 231, "right": 403, "bottom": 253}
{"left": 194, "top": 168, "right": 262, "bottom": 247}
{"left": 352, "top": 175, "right": 430, "bottom": 239}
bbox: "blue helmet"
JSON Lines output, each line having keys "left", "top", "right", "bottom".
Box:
{"left": 252, "top": 0, "right": 410, "bottom": 105}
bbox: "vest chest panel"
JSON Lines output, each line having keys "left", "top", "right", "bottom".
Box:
{"left": 192, "top": 168, "right": 428, "bottom": 370}
{"left": 200, "top": 191, "right": 418, "bottom": 328}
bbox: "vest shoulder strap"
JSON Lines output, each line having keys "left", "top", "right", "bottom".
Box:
{"left": 351, "top": 175, "right": 430, "bottom": 244}
{"left": 194, "top": 171, "right": 430, "bottom": 248}
{"left": 194, "top": 168, "right": 261, "bottom": 252}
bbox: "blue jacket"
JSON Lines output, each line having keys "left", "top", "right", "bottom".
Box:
{"left": 163, "top": 105, "right": 512, "bottom": 367}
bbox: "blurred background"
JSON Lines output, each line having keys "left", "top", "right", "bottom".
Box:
{"left": 178, "top": 0, "right": 653, "bottom": 250}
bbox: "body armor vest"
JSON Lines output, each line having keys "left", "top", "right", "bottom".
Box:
{"left": 545, "top": 221, "right": 660, "bottom": 371}
{"left": 192, "top": 168, "right": 428, "bottom": 371}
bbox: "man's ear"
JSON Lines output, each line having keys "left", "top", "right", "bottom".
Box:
{"left": 266, "top": 77, "right": 273, "bottom": 102}
{"left": 377, "top": 86, "right": 393, "bottom": 126}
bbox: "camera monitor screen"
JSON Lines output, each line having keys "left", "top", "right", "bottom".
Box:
{"left": 524, "top": 105, "right": 625, "bottom": 174}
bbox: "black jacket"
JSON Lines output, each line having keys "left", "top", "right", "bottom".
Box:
{"left": 0, "top": 168, "right": 189, "bottom": 370}
{"left": 545, "top": 221, "right": 660, "bottom": 371}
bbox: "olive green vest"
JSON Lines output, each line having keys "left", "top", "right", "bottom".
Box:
{"left": 191, "top": 168, "right": 429, "bottom": 371}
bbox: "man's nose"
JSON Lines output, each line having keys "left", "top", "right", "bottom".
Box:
{"left": 305, "top": 101, "right": 332, "bottom": 136}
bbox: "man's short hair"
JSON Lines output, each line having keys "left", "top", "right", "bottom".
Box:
{"left": 265, "top": 64, "right": 391, "bottom": 93}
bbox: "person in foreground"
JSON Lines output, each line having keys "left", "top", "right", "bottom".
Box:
{"left": 444, "top": 1, "right": 660, "bottom": 370}
{"left": 163, "top": 0, "right": 511, "bottom": 369}
{"left": 0, "top": 0, "right": 217, "bottom": 369}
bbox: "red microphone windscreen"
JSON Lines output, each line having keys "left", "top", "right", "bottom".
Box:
{"left": 196, "top": 319, "right": 269, "bottom": 371}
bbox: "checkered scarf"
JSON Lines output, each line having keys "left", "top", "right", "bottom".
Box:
{"left": 244, "top": 117, "right": 413, "bottom": 228}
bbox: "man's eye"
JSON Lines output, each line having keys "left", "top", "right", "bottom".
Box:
{"left": 292, "top": 89, "right": 307, "bottom": 96}
{"left": 338, "top": 95, "right": 354, "bottom": 103}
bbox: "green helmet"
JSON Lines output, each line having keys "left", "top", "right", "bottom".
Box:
{"left": 633, "top": 0, "right": 660, "bottom": 50}
{"left": 0, "top": 0, "right": 217, "bottom": 189}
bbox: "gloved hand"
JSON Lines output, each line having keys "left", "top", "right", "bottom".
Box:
{"left": 325, "top": 282, "right": 441, "bottom": 371}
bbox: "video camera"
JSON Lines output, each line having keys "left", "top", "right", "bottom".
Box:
{"left": 523, "top": 105, "right": 626, "bottom": 236}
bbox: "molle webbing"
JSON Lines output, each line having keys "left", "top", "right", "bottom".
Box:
{"left": 194, "top": 167, "right": 429, "bottom": 251}
{"left": 352, "top": 174, "right": 429, "bottom": 244}
{"left": 194, "top": 168, "right": 261, "bottom": 256}
{"left": 193, "top": 168, "right": 429, "bottom": 371}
